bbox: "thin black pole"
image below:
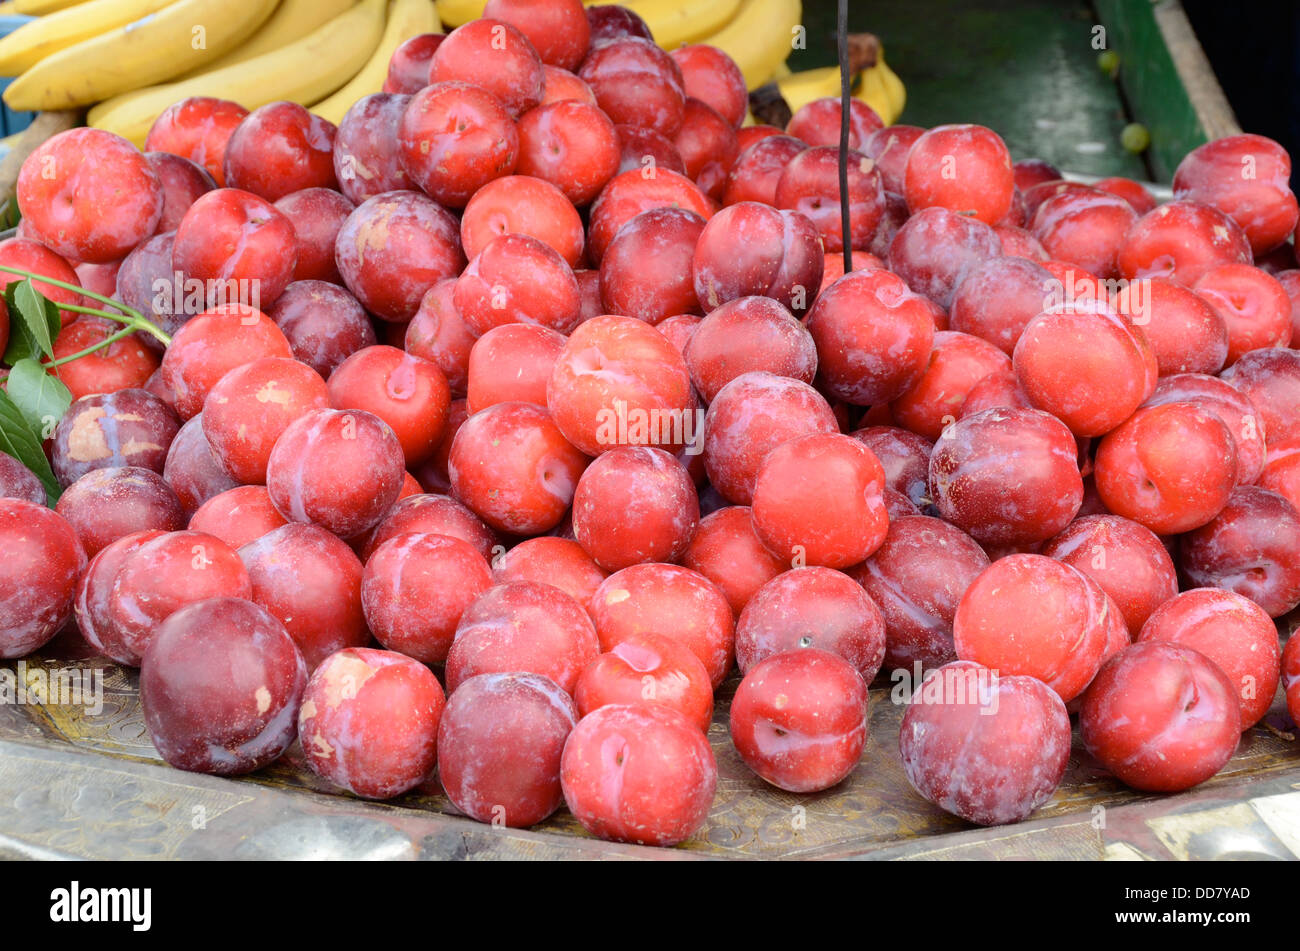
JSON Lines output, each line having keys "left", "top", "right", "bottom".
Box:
{"left": 837, "top": 0, "right": 851, "bottom": 271}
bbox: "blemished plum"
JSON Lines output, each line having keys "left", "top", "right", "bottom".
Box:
{"left": 140, "top": 597, "right": 305, "bottom": 775}
{"left": 1041, "top": 514, "right": 1178, "bottom": 638}
{"left": 1178, "top": 486, "right": 1300, "bottom": 618}
{"left": 361, "top": 493, "right": 496, "bottom": 562}
{"left": 851, "top": 515, "right": 990, "bottom": 672}
{"left": 332, "top": 93, "right": 417, "bottom": 205}
{"left": 849, "top": 427, "right": 933, "bottom": 510}
{"left": 466, "top": 323, "right": 564, "bottom": 414}
{"left": 949, "top": 255, "right": 1057, "bottom": 356}
{"left": 579, "top": 36, "right": 684, "bottom": 136}
{"left": 449, "top": 401, "right": 586, "bottom": 535}
{"left": 17, "top": 128, "right": 163, "bottom": 263}
{"left": 335, "top": 190, "right": 465, "bottom": 322}
{"left": 750, "top": 433, "right": 889, "bottom": 569}
{"left": 574, "top": 633, "right": 713, "bottom": 733}
{"left": 1142, "top": 373, "right": 1266, "bottom": 485}
{"left": 1112, "top": 276, "right": 1229, "bottom": 376}
{"left": 273, "top": 187, "right": 353, "bottom": 285}
{"left": 454, "top": 233, "right": 581, "bottom": 336}
{"left": 735, "top": 568, "right": 885, "bottom": 680}
{"left": 299, "top": 647, "right": 445, "bottom": 799}
{"left": 599, "top": 207, "right": 705, "bottom": 324}
{"left": 268, "top": 281, "right": 376, "bottom": 378}
{"left": 805, "top": 269, "right": 935, "bottom": 405}
{"left": 729, "top": 649, "right": 869, "bottom": 793}
{"left": 239, "top": 523, "right": 367, "bottom": 671}
{"left": 900, "top": 660, "right": 1070, "bottom": 826}
{"left": 785, "top": 98, "right": 882, "bottom": 149}
{"left": 0, "top": 500, "right": 85, "bottom": 659}
{"left": 429, "top": 18, "right": 544, "bottom": 117}
{"left": 52, "top": 389, "right": 181, "bottom": 487}
{"left": 438, "top": 671, "right": 578, "bottom": 828}
{"left": 145, "top": 97, "right": 249, "bottom": 187}
{"left": 189, "top": 485, "right": 287, "bottom": 550}
{"left": 397, "top": 81, "right": 519, "bottom": 208}
{"left": 1117, "top": 200, "right": 1251, "bottom": 285}
{"left": 775, "top": 146, "right": 885, "bottom": 252}
{"left": 671, "top": 44, "right": 747, "bottom": 128}
{"left": 903, "top": 124, "right": 1014, "bottom": 225}
{"left": 265, "top": 408, "right": 406, "bottom": 539}
{"left": 445, "top": 581, "right": 599, "bottom": 695}
{"left": 572, "top": 446, "right": 698, "bottom": 572}
{"left": 692, "top": 201, "right": 823, "bottom": 316}
{"left": 1138, "top": 588, "right": 1280, "bottom": 730}
{"left": 1093, "top": 401, "right": 1237, "bottom": 535}
{"left": 547, "top": 315, "right": 694, "bottom": 456}
{"left": 327, "top": 346, "right": 450, "bottom": 466}
{"left": 1193, "top": 263, "right": 1293, "bottom": 363}
{"left": 1080, "top": 641, "right": 1240, "bottom": 792}
{"left": 362, "top": 533, "right": 493, "bottom": 665}
{"left": 561, "top": 703, "right": 716, "bottom": 847}
{"left": 492, "top": 536, "right": 607, "bottom": 607}
{"left": 202, "top": 357, "right": 329, "bottom": 484}
{"left": 888, "top": 206, "right": 1002, "bottom": 309}
{"left": 515, "top": 99, "right": 620, "bottom": 206}
{"left": 928, "top": 407, "right": 1083, "bottom": 546}
{"left": 954, "top": 553, "right": 1116, "bottom": 702}
{"left": 1220, "top": 347, "right": 1300, "bottom": 446}
{"left": 682, "top": 506, "right": 787, "bottom": 616}
{"left": 1029, "top": 187, "right": 1137, "bottom": 278}
{"left": 55, "top": 467, "right": 184, "bottom": 557}
{"left": 685, "top": 296, "right": 816, "bottom": 403}
{"left": 222, "top": 101, "right": 337, "bottom": 201}
{"left": 703, "top": 372, "right": 838, "bottom": 505}
{"left": 1174, "top": 134, "right": 1299, "bottom": 254}
{"left": 172, "top": 188, "right": 297, "bottom": 309}
{"left": 158, "top": 304, "right": 294, "bottom": 420}
{"left": 590, "top": 563, "right": 734, "bottom": 688}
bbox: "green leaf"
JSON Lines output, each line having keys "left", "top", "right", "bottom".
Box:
{"left": 12, "top": 280, "right": 61, "bottom": 359}
{"left": 5, "top": 359, "right": 71, "bottom": 439}
{"left": 0, "top": 389, "right": 59, "bottom": 505}
{"left": 1, "top": 282, "right": 37, "bottom": 365}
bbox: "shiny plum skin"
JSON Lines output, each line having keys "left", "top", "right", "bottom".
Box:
{"left": 1178, "top": 486, "right": 1300, "bottom": 618}
{"left": 361, "top": 493, "right": 496, "bottom": 562}
{"left": 0, "top": 501, "right": 85, "bottom": 659}
{"left": 239, "top": 523, "right": 368, "bottom": 672}
{"left": 1193, "top": 263, "right": 1293, "bottom": 364}
{"left": 268, "top": 281, "right": 377, "bottom": 378}
{"left": 1138, "top": 588, "right": 1279, "bottom": 730}
{"left": 723, "top": 135, "right": 806, "bottom": 207}
{"left": 1112, "top": 277, "right": 1229, "bottom": 376}
{"left": 590, "top": 563, "right": 734, "bottom": 688}
{"left": 864, "top": 125, "right": 925, "bottom": 195}
{"left": 685, "top": 296, "right": 815, "bottom": 403}
{"left": 928, "top": 407, "right": 1083, "bottom": 547}
{"left": 189, "top": 486, "right": 287, "bottom": 550}
{"left": 466, "top": 323, "right": 564, "bottom": 414}
{"left": 561, "top": 703, "right": 716, "bottom": 847}
{"left": 891, "top": 332, "right": 1010, "bottom": 440}
{"left": 0, "top": 237, "right": 84, "bottom": 330}
{"left": 1117, "top": 200, "right": 1251, "bottom": 286}
{"left": 682, "top": 507, "right": 786, "bottom": 616}
{"left": 579, "top": 36, "right": 684, "bottom": 136}
{"left": 775, "top": 146, "right": 884, "bottom": 252}
{"left": 670, "top": 44, "right": 746, "bottom": 128}
{"left": 903, "top": 124, "right": 1014, "bottom": 225}
{"left": 491, "top": 536, "right": 607, "bottom": 608}
{"left": 52, "top": 389, "right": 181, "bottom": 487}
{"left": 730, "top": 649, "right": 869, "bottom": 793}
{"left": 398, "top": 81, "right": 519, "bottom": 208}
{"left": 50, "top": 318, "right": 160, "bottom": 399}
{"left": 1173, "top": 134, "right": 1299, "bottom": 254}
{"left": 1220, "top": 347, "right": 1300, "bottom": 446}
{"left": 600, "top": 207, "right": 705, "bottom": 324}
{"left": 333, "top": 94, "right": 417, "bottom": 204}
{"left": 140, "top": 597, "right": 306, "bottom": 775}
{"left": 849, "top": 427, "right": 933, "bottom": 510}
{"left": 362, "top": 533, "right": 493, "bottom": 665}
{"left": 327, "top": 346, "right": 451, "bottom": 466}
{"left": 445, "top": 581, "right": 599, "bottom": 695}
{"left": 586, "top": 168, "right": 711, "bottom": 265}
{"left": 429, "top": 18, "right": 544, "bottom": 117}
{"left": 574, "top": 632, "right": 713, "bottom": 733}
{"left": 405, "top": 279, "right": 474, "bottom": 397}
{"left": 265, "top": 408, "right": 406, "bottom": 539}
{"left": 516, "top": 99, "right": 619, "bottom": 206}
{"left": 162, "top": 414, "right": 237, "bottom": 515}
{"left": 572, "top": 446, "right": 698, "bottom": 572}
{"left": 1041, "top": 514, "right": 1177, "bottom": 638}
{"left": 454, "top": 233, "right": 581, "bottom": 336}
{"left": 1142, "top": 374, "right": 1267, "bottom": 485}
{"left": 384, "top": 33, "right": 444, "bottom": 93}
{"left": 172, "top": 188, "right": 298, "bottom": 310}
{"left": 54, "top": 467, "right": 184, "bottom": 557}
{"left": 750, "top": 433, "right": 889, "bottom": 569}
{"left": 949, "top": 255, "right": 1057, "bottom": 356}
{"left": 146, "top": 151, "right": 216, "bottom": 233}
{"left": 438, "top": 671, "right": 578, "bottom": 828}
{"left": 17, "top": 128, "right": 163, "bottom": 263}
{"left": 486, "top": 0, "right": 588, "bottom": 71}
{"left": 0, "top": 455, "right": 44, "bottom": 505}
{"left": 1029, "top": 187, "right": 1137, "bottom": 278}
{"left": 145, "top": 97, "right": 249, "bottom": 187}
{"left": 900, "top": 660, "right": 1070, "bottom": 825}
{"left": 222, "top": 101, "right": 337, "bottom": 201}
{"left": 953, "top": 554, "right": 1117, "bottom": 703}
{"left": 274, "top": 188, "right": 353, "bottom": 285}
{"left": 786, "top": 98, "right": 882, "bottom": 149}
{"left": 691, "top": 202, "right": 823, "bottom": 317}
{"left": 75, "top": 530, "right": 164, "bottom": 665}
{"left": 299, "top": 647, "right": 445, "bottom": 799}
{"left": 851, "top": 515, "right": 990, "bottom": 672}
{"left": 1080, "top": 641, "right": 1241, "bottom": 792}
{"left": 735, "top": 568, "right": 885, "bottom": 680}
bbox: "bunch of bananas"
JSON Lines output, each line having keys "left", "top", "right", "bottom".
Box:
{"left": 0, "top": 0, "right": 441, "bottom": 146}
{"left": 772, "top": 49, "right": 906, "bottom": 125}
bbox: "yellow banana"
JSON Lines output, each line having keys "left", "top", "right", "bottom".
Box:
{"left": 177, "top": 0, "right": 359, "bottom": 80}
{"left": 696, "top": 0, "right": 801, "bottom": 90}
{"left": 775, "top": 65, "right": 840, "bottom": 114}
{"left": 3, "top": 0, "right": 279, "bottom": 111}
{"left": 311, "top": 0, "right": 439, "bottom": 126}
{"left": 623, "top": 0, "right": 741, "bottom": 50}
{"left": 0, "top": 0, "right": 21, "bottom": 14}
{"left": 12, "top": 0, "right": 88, "bottom": 13}
{"left": 856, "top": 63, "right": 893, "bottom": 125}
{"left": 875, "top": 48, "right": 905, "bottom": 122}
{"left": 434, "top": 0, "right": 482, "bottom": 28}
{"left": 0, "top": 0, "right": 174, "bottom": 77}
{"left": 88, "top": 0, "right": 387, "bottom": 147}
{"left": 770, "top": 60, "right": 793, "bottom": 81}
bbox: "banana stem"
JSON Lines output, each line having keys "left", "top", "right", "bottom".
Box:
{"left": 0, "top": 264, "right": 171, "bottom": 346}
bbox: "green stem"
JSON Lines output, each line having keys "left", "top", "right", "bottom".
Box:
{"left": 0, "top": 264, "right": 171, "bottom": 346}
{"left": 42, "top": 326, "right": 136, "bottom": 369}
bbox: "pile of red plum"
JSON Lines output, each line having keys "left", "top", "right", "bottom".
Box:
{"left": 2, "top": 0, "right": 1300, "bottom": 846}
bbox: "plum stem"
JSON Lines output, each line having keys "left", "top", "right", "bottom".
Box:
{"left": 0, "top": 263, "right": 172, "bottom": 347}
